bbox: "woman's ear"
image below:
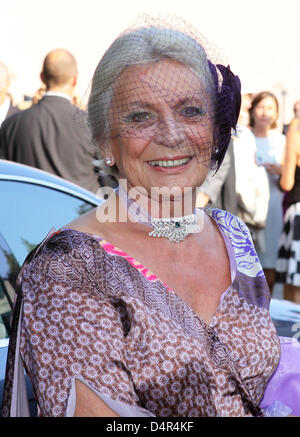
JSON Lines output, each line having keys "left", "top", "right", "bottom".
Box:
{"left": 105, "top": 156, "right": 114, "bottom": 166}
{"left": 102, "top": 141, "right": 115, "bottom": 166}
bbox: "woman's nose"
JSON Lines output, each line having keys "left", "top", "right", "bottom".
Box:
{"left": 153, "top": 116, "right": 186, "bottom": 148}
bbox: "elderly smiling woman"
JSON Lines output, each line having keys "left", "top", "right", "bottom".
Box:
{"left": 3, "top": 18, "right": 300, "bottom": 417}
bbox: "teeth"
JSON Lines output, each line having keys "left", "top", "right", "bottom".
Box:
{"left": 148, "top": 158, "right": 190, "bottom": 167}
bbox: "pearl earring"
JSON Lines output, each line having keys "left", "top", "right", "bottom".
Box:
{"left": 105, "top": 157, "right": 112, "bottom": 165}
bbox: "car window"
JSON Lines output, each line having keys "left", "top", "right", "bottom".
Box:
{"left": 0, "top": 180, "right": 96, "bottom": 266}
{"left": 0, "top": 233, "right": 18, "bottom": 341}
{"left": 0, "top": 281, "right": 12, "bottom": 341}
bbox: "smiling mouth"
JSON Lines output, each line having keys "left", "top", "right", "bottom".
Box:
{"left": 147, "top": 157, "right": 192, "bottom": 168}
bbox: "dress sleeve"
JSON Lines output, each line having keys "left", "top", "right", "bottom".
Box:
{"left": 260, "top": 337, "right": 300, "bottom": 416}
{"left": 18, "top": 239, "right": 149, "bottom": 417}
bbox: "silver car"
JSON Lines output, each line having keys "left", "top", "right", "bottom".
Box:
{"left": 0, "top": 160, "right": 102, "bottom": 416}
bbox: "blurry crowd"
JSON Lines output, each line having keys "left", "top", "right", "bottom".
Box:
{"left": 0, "top": 51, "right": 101, "bottom": 193}
{"left": 1, "top": 50, "right": 300, "bottom": 303}
{"left": 199, "top": 90, "right": 300, "bottom": 305}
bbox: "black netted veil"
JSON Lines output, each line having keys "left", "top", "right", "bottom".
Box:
{"left": 84, "top": 15, "right": 241, "bottom": 178}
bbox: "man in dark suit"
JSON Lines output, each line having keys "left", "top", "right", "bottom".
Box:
{"left": 0, "top": 62, "right": 21, "bottom": 127}
{"left": 0, "top": 49, "right": 100, "bottom": 193}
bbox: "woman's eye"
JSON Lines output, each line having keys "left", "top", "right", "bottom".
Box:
{"left": 180, "top": 106, "right": 206, "bottom": 118}
{"left": 125, "top": 111, "right": 155, "bottom": 124}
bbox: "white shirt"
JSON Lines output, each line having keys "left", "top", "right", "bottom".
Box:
{"left": 43, "top": 91, "right": 72, "bottom": 102}
{"left": 233, "top": 125, "right": 270, "bottom": 227}
{"left": 0, "top": 96, "right": 11, "bottom": 127}
{"left": 255, "top": 130, "right": 285, "bottom": 166}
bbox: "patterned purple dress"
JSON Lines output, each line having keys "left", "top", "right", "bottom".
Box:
{"left": 2, "top": 209, "right": 300, "bottom": 416}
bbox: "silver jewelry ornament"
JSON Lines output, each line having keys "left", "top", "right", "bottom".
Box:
{"left": 117, "top": 184, "right": 202, "bottom": 243}
{"left": 105, "top": 157, "right": 112, "bottom": 165}
{"left": 149, "top": 214, "right": 201, "bottom": 243}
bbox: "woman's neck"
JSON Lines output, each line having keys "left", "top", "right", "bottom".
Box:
{"left": 118, "top": 180, "right": 197, "bottom": 223}
{"left": 252, "top": 125, "right": 270, "bottom": 138}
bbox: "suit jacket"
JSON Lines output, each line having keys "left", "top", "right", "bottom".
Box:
{"left": 0, "top": 95, "right": 100, "bottom": 193}
{"left": 6, "top": 102, "right": 21, "bottom": 120}
{"left": 0, "top": 101, "right": 21, "bottom": 129}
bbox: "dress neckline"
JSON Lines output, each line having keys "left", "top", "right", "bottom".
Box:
{"left": 56, "top": 208, "right": 237, "bottom": 327}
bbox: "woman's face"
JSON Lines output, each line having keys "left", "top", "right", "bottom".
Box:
{"left": 108, "top": 58, "right": 214, "bottom": 197}
{"left": 251, "top": 96, "right": 278, "bottom": 130}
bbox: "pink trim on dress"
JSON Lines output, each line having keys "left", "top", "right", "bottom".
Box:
{"left": 99, "top": 240, "right": 171, "bottom": 289}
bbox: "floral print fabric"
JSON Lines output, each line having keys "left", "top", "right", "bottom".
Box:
{"left": 2, "top": 209, "right": 280, "bottom": 417}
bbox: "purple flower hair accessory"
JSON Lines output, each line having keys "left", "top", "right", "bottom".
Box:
{"left": 208, "top": 60, "right": 241, "bottom": 170}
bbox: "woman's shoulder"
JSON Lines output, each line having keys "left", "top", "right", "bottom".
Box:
{"left": 38, "top": 228, "right": 101, "bottom": 257}
{"left": 204, "top": 207, "right": 249, "bottom": 234}
{"left": 19, "top": 228, "right": 104, "bottom": 286}
{"left": 204, "top": 207, "right": 264, "bottom": 278}
{"left": 203, "top": 207, "right": 254, "bottom": 248}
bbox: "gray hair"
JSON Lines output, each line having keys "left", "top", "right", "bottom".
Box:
{"left": 87, "top": 26, "right": 215, "bottom": 181}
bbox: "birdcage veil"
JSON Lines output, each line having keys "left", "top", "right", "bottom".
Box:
{"left": 83, "top": 14, "right": 241, "bottom": 182}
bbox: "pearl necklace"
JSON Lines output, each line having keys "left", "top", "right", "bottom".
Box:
{"left": 117, "top": 184, "right": 202, "bottom": 243}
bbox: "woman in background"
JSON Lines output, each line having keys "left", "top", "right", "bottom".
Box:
{"left": 277, "top": 118, "right": 300, "bottom": 303}
{"left": 249, "top": 91, "right": 286, "bottom": 294}
{"left": 233, "top": 93, "right": 270, "bottom": 249}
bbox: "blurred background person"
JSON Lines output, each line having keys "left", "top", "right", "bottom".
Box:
{"left": 238, "top": 92, "right": 253, "bottom": 127}
{"left": 196, "top": 139, "right": 237, "bottom": 215}
{"left": 249, "top": 91, "right": 286, "bottom": 293}
{"left": 233, "top": 93, "right": 270, "bottom": 249}
{"left": 195, "top": 91, "right": 254, "bottom": 214}
{"left": 31, "top": 84, "right": 81, "bottom": 108}
{"left": 32, "top": 86, "right": 46, "bottom": 104}
{"left": 283, "top": 100, "right": 300, "bottom": 135}
{"left": 0, "top": 61, "right": 20, "bottom": 127}
{"left": 276, "top": 118, "right": 300, "bottom": 303}
{"left": 0, "top": 49, "right": 101, "bottom": 193}
{"left": 293, "top": 100, "right": 300, "bottom": 119}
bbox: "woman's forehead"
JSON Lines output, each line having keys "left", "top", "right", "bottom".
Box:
{"left": 256, "top": 97, "right": 277, "bottom": 107}
{"left": 112, "top": 59, "right": 207, "bottom": 106}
